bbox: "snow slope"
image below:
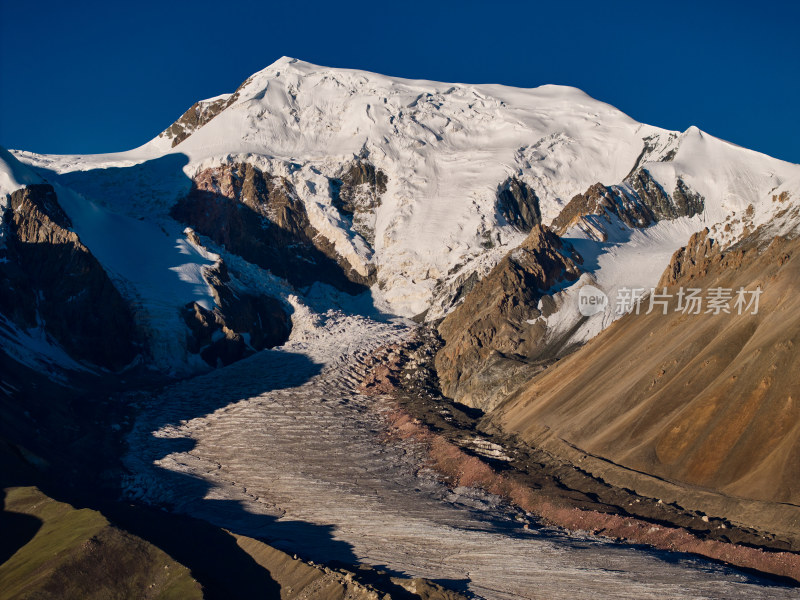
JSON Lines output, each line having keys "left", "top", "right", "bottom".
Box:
{"left": 52, "top": 183, "right": 219, "bottom": 373}
{"left": 0, "top": 146, "right": 43, "bottom": 197}
{"left": 0, "top": 149, "right": 219, "bottom": 374}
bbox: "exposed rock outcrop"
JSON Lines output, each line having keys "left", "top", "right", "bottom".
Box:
{"left": 552, "top": 172, "right": 704, "bottom": 239}
{"left": 625, "top": 132, "right": 680, "bottom": 177}
{"left": 0, "top": 184, "right": 137, "bottom": 370}
{"left": 628, "top": 168, "right": 704, "bottom": 220}
{"left": 435, "top": 225, "right": 581, "bottom": 411}
{"left": 496, "top": 177, "right": 542, "bottom": 231}
{"left": 671, "top": 177, "right": 706, "bottom": 219}
{"left": 182, "top": 262, "right": 291, "bottom": 367}
{"left": 158, "top": 75, "right": 254, "bottom": 147}
{"left": 171, "top": 163, "right": 373, "bottom": 293}
{"left": 551, "top": 182, "right": 654, "bottom": 237}
{"left": 160, "top": 96, "right": 234, "bottom": 147}
{"left": 658, "top": 227, "right": 718, "bottom": 285}
{"left": 330, "top": 159, "right": 388, "bottom": 245}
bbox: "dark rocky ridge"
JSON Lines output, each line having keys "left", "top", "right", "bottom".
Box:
{"left": 161, "top": 96, "right": 233, "bottom": 147}
{"left": 670, "top": 176, "right": 706, "bottom": 220}
{"left": 181, "top": 259, "right": 291, "bottom": 367}
{"left": 625, "top": 132, "right": 680, "bottom": 178}
{"left": 628, "top": 168, "right": 704, "bottom": 221}
{"left": 330, "top": 159, "right": 388, "bottom": 245}
{"left": 0, "top": 184, "right": 138, "bottom": 371}
{"left": 552, "top": 170, "right": 704, "bottom": 238}
{"left": 496, "top": 177, "right": 542, "bottom": 231}
{"left": 171, "top": 162, "right": 374, "bottom": 294}
{"left": 551, "top": 182, "right": 654, "bottom": 236}
{"left": 435, "top": 225, "right": 581, "bottom": 411}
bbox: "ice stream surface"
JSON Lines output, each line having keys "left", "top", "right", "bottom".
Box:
{"left": 124, "top": 310, "right": 797, "bottom": 600}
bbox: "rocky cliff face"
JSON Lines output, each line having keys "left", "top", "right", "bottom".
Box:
{"left": 658, "top": 227, "right": 718, "bottom": 285}
{"left": 552, "top": 171, "right": 704, "bottom": 239}
{"left": 496, "top": 177, "right": 542, "bottom": 231}
{"left": 330, "top": 159, "right": 388, "bottom": 245}
{"left": 182, "top": 260, "right": 291, "bottom": 367}
{"left": 435, "top": 225, "right": 581, "bottom": 411}
{"left": 628, "top": 168, "right": 704, "bottom": 221}
{"left": 550, "top": 182, "right": 653, "bottom": 237}
{"left": 0, "top": 184, "right": 138, "bottom": 370}
{"left": 171, "top": 162, "right": 373, "bottom": 293}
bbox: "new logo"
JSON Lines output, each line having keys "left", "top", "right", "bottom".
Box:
{"left": 578, "top": 285, "right": 608, "bottom": 317}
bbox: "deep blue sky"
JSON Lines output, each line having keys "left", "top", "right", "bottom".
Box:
{"left": 1, "top": 0, "right": 798, "bottom": 162}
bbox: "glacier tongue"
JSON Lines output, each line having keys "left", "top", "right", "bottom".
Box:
{"left": 123, "top": 307, "right": 796, "bottom": 600}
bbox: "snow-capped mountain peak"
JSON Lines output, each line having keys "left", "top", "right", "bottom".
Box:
{"left": 6, "top": 59, "right": 799, "bottom": 375}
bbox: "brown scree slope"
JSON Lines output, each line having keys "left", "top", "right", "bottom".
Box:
{"left": 484, "top": 225, "right": 800, "bottom": 540}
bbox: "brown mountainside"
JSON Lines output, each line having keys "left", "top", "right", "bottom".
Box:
{"left": 435, "top": 225, "right": 581, "bottom": 412}
{"left": 483, "top": 224, "right": 800, "bottom": 542}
